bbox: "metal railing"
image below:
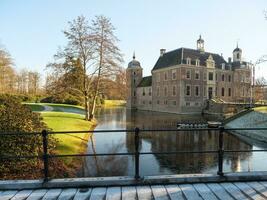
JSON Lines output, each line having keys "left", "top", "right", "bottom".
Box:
{"left": 1, "top": 126, "right": 267, "bottom": 181}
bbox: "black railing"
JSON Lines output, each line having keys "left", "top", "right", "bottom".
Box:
{"left": 1, "top": 126, "right": 267, "bottom": 181}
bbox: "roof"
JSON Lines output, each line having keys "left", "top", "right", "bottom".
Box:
{"left": 137, "top": 76, "right": 152, "bottom": 87}
{"left": 152, "top": 48, "right": 227, "bottom": 71}
{"left": 233, "top": 47, "right": 242, "bottom": 52}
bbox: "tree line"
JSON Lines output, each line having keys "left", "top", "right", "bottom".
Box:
{"left": 0, "top": 46, "right": 42, "bottom": 97}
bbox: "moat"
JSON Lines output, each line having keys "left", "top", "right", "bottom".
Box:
{"left": 78, "top": 107, "right": 267, "bottom": 177}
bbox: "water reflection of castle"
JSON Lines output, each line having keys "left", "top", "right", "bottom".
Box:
{"left": 126, "top": 109, "right": 252, "bottom": 173}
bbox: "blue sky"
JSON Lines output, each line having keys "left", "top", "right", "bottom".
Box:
{"left": 0, "top": 0, "right": 267, "bottom": 78}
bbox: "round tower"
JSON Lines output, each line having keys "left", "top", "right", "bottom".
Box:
{"left": 233, "top": 43, "right": 242, "bottom": 62}
{"left": 126, "top": 53, "right": 143, "bottom": 109}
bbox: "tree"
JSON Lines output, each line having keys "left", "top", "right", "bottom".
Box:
{"left": 254, "top": 77, "right": 267, "bottom": 102}
{"left": 62, "top": 16, "right": 95, "bottom": 120}
{"left": 89, "top": 15, "right": 123, "bottom": 120}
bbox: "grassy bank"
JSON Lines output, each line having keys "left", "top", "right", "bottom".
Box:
{"left": 104, "top": 100, "right": 126, "bottom": 107}
{"left": 25, "top": 103, "right": 96, "bottom": 165}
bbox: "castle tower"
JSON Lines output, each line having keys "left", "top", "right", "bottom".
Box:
{"left": 233, "top": 43, "right": 242, "bottom": 62}
{"left": 197, "top": 35, "right": 205, "bottom": 52}
{"left": 126, "top": 53, "right": 143, "bottom": 109}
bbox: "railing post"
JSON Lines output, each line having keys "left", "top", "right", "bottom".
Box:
{"left": 42, "top": 130, "right": 49, "bottom": 182}
{"left": 134, "top": 127, "right": 140, "bottom": 180}
{"left": 217, "top": 126, "right": 224, "bottom": 176}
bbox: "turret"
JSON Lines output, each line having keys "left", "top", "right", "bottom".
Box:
{"left": 126, "top": 53, "right": 143, "bottom": 109}
{"left": 197, "top": 35, "right": 205, "bottom": 52}
{"left": 233, "top": 43, "right": 242, "bottom": 62}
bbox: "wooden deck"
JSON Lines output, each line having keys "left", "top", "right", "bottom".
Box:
{"left": 2, "top": 181, "right": 267, "bottom": 200}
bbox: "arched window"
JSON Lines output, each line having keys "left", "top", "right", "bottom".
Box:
{"left": 237, "top": 53, "right": 240, "bottom": 59}
{"left": 172, "top": 86, "right": 176, "bottom": 96}
{"left": 222, "top": 74, "right": 225, "bottom": 81}
{"left": 164, "top": 86, "right": 168, "bottom": 96}
{"left": 221, "top": 88, "right": 225, "bottom": 96}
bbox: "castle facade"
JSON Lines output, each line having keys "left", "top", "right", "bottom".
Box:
{"left": 126, "top": 36, "right": 251, "bottom": 114}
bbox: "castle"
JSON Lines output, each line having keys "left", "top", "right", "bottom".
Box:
{"left": 126, "top": 36, "right": 251, "bottom": 114}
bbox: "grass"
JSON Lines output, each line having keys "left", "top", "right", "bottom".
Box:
{"left": 104, "top": 100, "right": 126, "bottom": 107}
{"left": 254, "top": 106, "right": 267, "bottom": 113}
{"left": 41, "top": 111, "right": 96, "bottom": 164}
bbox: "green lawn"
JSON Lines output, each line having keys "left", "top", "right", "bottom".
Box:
{"left": 104, "top": 100, "right": 126, "bottom": 107}
{"left": 41, "top": 112, "right": 96, "bottom": 159}
{"left": 254, "top": 106, "right": 267, "bottom": 113}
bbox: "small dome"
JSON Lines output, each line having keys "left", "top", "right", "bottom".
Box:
{"left": 197, "top": 35, "right": 204, "bottom": 43}
{"left": 233, "top": 47, "right": 242, "bottom": 52}
{"left": 127, "top": 53, "right": 141, "bottom": 68}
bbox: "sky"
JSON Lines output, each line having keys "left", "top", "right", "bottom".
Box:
{"left": 0, "top": 0, "right": 267, "bottom": 79}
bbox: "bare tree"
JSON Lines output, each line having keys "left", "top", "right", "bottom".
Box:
{"left": 62, "top": 16, "right": 95, "bottom": 120}
{"left": 89, "top": 15, "right": 123, "bottom": 120}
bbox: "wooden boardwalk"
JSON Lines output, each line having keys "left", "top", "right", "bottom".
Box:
{"left": 2, "top": 181, "right": 267, "bottom": 200}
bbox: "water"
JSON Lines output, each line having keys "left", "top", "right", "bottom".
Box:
{"left": 78, "top": 107, "right": 267, "bottom": 177}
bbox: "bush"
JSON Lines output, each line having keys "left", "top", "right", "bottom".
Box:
{"left": 40, "top": 93, "right": 83, "bottom": 106}
{"left": 0, "top": 95, "right": 57, "bottom": 179}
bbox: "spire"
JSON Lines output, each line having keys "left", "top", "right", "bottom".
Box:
{"left": 133, "top": 51, "right": 135, "bottom": 60}
{"left": 236, "top": 41, "right": 239, "bottom": 48}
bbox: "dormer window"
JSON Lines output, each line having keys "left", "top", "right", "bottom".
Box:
{"left": 186, "top": 58, "right": 191, "bottom": 65}
{"left": 196, "top": 59, "right": 200, "bottom": 66}
{"left": 222, "top": 63, "right": 225, "bottom": 70}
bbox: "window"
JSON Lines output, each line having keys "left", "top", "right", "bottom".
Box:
{"left": 142, "top": 101, "right": 145, "bottom": 105}
{"left": 242, "top": 87, "right": 245, "bottom": 96}
{"left": 133, "top": 79, "right": 136, "bottom": 84}
{"left": 215, "top": 73, "right": 218, "bottom": 81}
{"left": 133, "top": 71, "right": 136, "bottom": 75}
{"left": 142, "top": 88, "right": 145, "bottom": 96}
{"left": 208, "top": 72, "right": 213, "bottom": 81}
{"left": 157, "top": 100, "right": 160, "bottom": 104}
{"left": 195, "top": 86, "right": 200, "bottom": 96}
{"left": 228, "top": 88, "right": 231, "bottom": 97}
{"left": 195, "top": 102, "right": 199, "bottom": 106}
{"left": 157, "top": 86, "right": 160, "bottom": 96}
{"left": 237, "top": 53, "right": 240, "bottom": 59}
{"left": 173, "top": 101, "right": 176, "bottom": 105}
{"left": 149, "top": 101, "right": 152, "bottom": 104}
{"left": 164, "top": 72, "right": 168, "bottom": 81}
{"left": 172, "top": 85, "right": 176, "bottom": 96}
{"left": 195, "top": 71, "right": 200, "bottom": 80}
{"left": 196, "top": 59, "right": 200, "bottom": 66}
{"left": 222, "top": 63, "right": 225, "bottom": 70}
{"left": 186, "top": 85, "right": 191, "bottom": 96}
{"left": 203, "top": 87, "right": 206, "bottom": 97}
{"left": 164, "top": 86, "right": 168, "bottom": 96}
{"left": 186, "top": 70, "right": 191, "bottom": 79}
{"left": 228, "top": 75, "right": 231, "bottom": 82}
{"left": 203, "top": 72, "right": 207, "bottom": 80}
{"left": 186, "top": 58, "right": 191, "bottom": 65}
{"left": 134, "top": 91, "right": 136, "bottom": 96}
{"left": 222, "top": 74, "right": 225, "bottom": 81}
{"left": 221, "top": 87, "right": 225, "bottom": 96}
{"left": 172, "top": 70, "right": 177, "bottom": 80}
{"left": 186, "top": 102, "right": 190, "bottom": 106}
{"left": 149, "top": 88, "right": 152, "bottom": 96}
{"left": 157, "top": 73, "right": 160, "bottom": 82}
{"left": 164, "top": 100, "right": 168, "bottom": 105}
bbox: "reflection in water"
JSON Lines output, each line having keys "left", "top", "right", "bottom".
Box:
{"left": 78, "top": 107, "right": 267, "bottom": 177}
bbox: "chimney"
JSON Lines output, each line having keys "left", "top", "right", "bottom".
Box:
{"left": 160, "top": 49, "right": 166, "bottom": 57}
{"left": 228, "top": 57, "right": 232, "bottom": 63}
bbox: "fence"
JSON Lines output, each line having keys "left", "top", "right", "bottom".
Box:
{"left": 1, "top": 126, "right": 267, "bottom": 181}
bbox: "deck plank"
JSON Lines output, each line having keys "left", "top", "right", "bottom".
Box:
{"left": 165, "top": 185, "right": 184, "bottom": 200}
{"left": 248, "top": 182, "right": 267, "bottom": 198}
{"left": 207, "top": 183, "right": 234, "bottom": 200}
{"left": 10, "top": 190, "right": 32, "bottom": 200}
{"left": 193, "top": 183, "right": 218, "bottom": 200}
{"left": 89, "top": 187, "right": 106, "bottom": 200}
{"left": 179, "top": 184, "right": 202, "bottom": 200}
{"left": 234, "top": 182, "right": 265, "bottom": 200}
{"left": 121, "top": 186, "right": 136, "bottom": 200}
{"left": 220, "top": 183, "right": 249, "bottom": 200}
{"left": 0, "top": 190, "right": 18, "bottom": 200}
{"left": 57, "top": 188, "right": 77, "bottom": 200}
{"left": 105, "top": 187, "right": 121, "bottom": 200}
{"left": 136, "top": 186, "right": 152, "bottom": 200}
{"left": 151, "top": 185, "right": 169, "bottom": 200}
{"left": 42, "top": 189, "right": 62, "bottom": 200}
{"left": 73, "top": 188, "right": 92, "bottom": 200}
{"left": 26, "top": 189, "right": 47, "bottom": 200}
